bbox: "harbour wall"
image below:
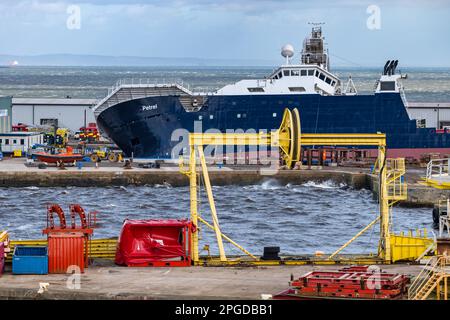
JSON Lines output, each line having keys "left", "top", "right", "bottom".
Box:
{"left": 0, "top": 169, "right": 448, "bottom": 207}
{"left": 0, "top": 169, "right": 368, "bottom": 188}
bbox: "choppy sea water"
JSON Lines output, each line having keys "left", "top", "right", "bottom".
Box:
{"left": 0, "top": 180, "right": 431, "bottom": 255}
{"left": 0, "top": 66, "right": 449, "bottom": 102}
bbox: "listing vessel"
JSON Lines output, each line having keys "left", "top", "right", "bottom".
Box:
{"left": 93, "top": 27, "right": 450, "bottom": 159}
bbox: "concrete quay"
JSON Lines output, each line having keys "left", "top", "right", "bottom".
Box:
{"left": 0, "top": 262, "right": 423, "bottom": 300}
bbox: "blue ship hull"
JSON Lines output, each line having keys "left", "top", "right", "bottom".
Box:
{"left": 96, "top": 92, "right": 450, "bottom": 158}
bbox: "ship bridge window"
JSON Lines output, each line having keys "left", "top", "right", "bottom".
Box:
{"left": 380, "top": 81, "right": 396, "bottom": 91}
{"left": 308, "top": 70, "right": 314, "bottom": 76}
{"left": 289, "top": 87, "right": 306, "bottom": 92}
{"left": 291, "top": 70, "right": 300, "bottom": 76}
{"left": 278, "top": 72, "right": 283, "bottom": 78}
{"left": 300, "top": 70, "right": 307, "bottom": 76}
{"left": 319, "top": 73, "right": 326, "bottom": 81}
{"left": 283, "top": 70, "right": 290, "bottom": 77}
{"left": 331, "top": 81, "right": 336, "bottom": 86}
{"left": 325, "top": 77, "right": 332, "bottom": 85}
{"left": 248, "top": 87, "right": 265, "bottom": 92}
{"left": 315, "top": 70, "right": 319, "bottom": 77}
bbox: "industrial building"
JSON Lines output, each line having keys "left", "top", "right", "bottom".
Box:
{"left": 0, "top": 131, "right": 44, "bottom": 154}
{"left": 407, "top": 102, "right": 450, "bottom": 129}
{"left": 0, "top": 96, "right": 12, "bottom": 133}
{"left": 12, "top": 98, "right": 98, "bottom": 133}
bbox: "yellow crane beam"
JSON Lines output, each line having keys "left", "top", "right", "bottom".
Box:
{"left": 181, "top": 107, "right": 394, "bottom": 264}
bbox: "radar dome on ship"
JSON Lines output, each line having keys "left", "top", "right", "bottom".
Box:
{"left": 281, "top": 44, "right": 294, "bottom": 58}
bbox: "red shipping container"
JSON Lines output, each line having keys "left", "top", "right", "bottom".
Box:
{"left": 115, "top": 219, "right": 191, "bottom": 267}
{"left": 0, "top": 243, "right": 4, "bottom": 276}
{"left": 48, "top": 232, "right": 85, "bottom": 274}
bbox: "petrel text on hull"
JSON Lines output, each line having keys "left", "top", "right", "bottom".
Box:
{"left": 93, "top": 27, "right": 450, "bottom": 159}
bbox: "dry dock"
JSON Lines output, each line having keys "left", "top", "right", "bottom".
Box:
{"left": 0, "top": 263, "right": 423, "bottom": 300}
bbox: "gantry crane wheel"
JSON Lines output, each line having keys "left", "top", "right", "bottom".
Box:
{"left": 278, "top": 108, "right": 301, "bottom": 169}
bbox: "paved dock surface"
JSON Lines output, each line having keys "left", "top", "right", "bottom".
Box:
{"left": 0, "top": 263, "right": 423, "bottom": 300}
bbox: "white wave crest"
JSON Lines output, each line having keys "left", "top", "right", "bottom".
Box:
{"left": 301, "top": 180, "right": 347, "bottom": 189}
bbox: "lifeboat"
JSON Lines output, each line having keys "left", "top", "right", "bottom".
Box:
{"left": 34, "top": 147, "right": 84, "bottom": 164}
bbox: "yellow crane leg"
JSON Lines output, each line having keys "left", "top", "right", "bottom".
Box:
{"left": 197, "top": 146, "right": 227, "bottom": 262}
{"left": 328, "top": 216, "right": 380, "bottom": 260}
{"left": 189, "top": 145, "right": 200, "bottom": 262}
{"left": 377, "top": 146, "right": 391, "bottom": 262}
{"left": 198, "top": 216, "right": 258, "bottom": 260}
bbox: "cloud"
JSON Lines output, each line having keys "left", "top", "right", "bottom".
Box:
{"left": 0, "top": 0, "right": 448, "bottom": 66}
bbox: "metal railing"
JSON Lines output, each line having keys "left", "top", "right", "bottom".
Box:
{"left": 408, "top": 255, "right": 448, "bottom": 300}
{"left": 94, "top": 77, "right": 214, "bottom": 113}
{"left": 385, "top": 158, "right": 407, "bottom": 202}
{"left": 106, "top": 78, "right": 193, "bottom": 96}
{"left": 438, "top": 199, "right": 450, "bottom": 237}
{"left": 426, "top": 158, "right": 450, "bottom": 181}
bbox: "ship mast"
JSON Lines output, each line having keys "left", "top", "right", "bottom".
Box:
{"left": 301, "top": 22, "right": 329, "bottom": 71}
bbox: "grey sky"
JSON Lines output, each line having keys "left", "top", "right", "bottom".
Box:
{"left": 0, "top": 0, "right": 449, "bottom": 66}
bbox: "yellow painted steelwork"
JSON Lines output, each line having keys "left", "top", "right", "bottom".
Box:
{"left": 0, "top": 230, "right": 8, "bottom": 243}
{"left": 1, "top": 231, "right": 10, "bottom": 257}
{"left": 181, "top": 108, "right": 410, "bottom": 264}
{"left": 182, "top": 107, "right": 434, "bottom": 264}
{"left": 409, "top": 255, "right": 450, "bottom": 300}
{"left": 390, "top": 230, "right": 435, "bottom": 263}
{"left": 420, "top": 178, "right": 450, "bottom": 189}
{"left": 6, "top": 238, "right": 118, "bottom": 263}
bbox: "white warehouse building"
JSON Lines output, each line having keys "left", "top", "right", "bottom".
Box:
{"left": 12, "top": 98, "right": 98, "bottom": 132}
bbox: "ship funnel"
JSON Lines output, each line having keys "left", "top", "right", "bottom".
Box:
{"left": 383, "top": 60, "right": 391, "bottom": 75}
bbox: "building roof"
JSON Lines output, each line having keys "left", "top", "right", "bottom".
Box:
{"left": 407, "top": 102, "right": 450, "bottom": 109}
{"left": 0, "top": 132, "right": 43, "bottom": 137}
{"left": 12, "top": 98, "right": 98, "bottom": 106}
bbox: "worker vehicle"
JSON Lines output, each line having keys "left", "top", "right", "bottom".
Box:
{"left": 89, "top": 148, "right": 123, "bottom": 162}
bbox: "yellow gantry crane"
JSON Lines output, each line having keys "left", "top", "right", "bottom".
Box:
{"left": 180, "top": 108, "right": 431, "bottom": 264}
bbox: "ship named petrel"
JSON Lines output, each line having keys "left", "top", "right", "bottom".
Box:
{"left": 93, "top": 27, "right": 450, "bottom": 159}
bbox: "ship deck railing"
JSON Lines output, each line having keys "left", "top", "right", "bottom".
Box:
{"left": 426, "top": 158, "right": 450, "bottom": 181}
{"left": 94, "top": 78, "right": 213, "bottom": 114}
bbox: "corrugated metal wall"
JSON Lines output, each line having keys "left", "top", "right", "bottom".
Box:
{"left": 48, "top": 232, "right": 85, "bottom": 274}
{"left": 0, "top": 96, "right": 12, "bottom": 133}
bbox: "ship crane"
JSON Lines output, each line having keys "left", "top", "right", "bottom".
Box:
{"left": 181, "top": 108, "right": 431, "bottom": 264}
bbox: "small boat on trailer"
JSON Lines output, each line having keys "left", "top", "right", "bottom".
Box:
{"left": 34, "top": 147, "right": 84, "bottom": 164}
{"left": 34, "top": 152, "right": 84, "bottom": 164}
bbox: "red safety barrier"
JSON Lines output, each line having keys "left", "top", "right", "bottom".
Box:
{"left": 115, "top": 219, "right": 192, "bottom": 267}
